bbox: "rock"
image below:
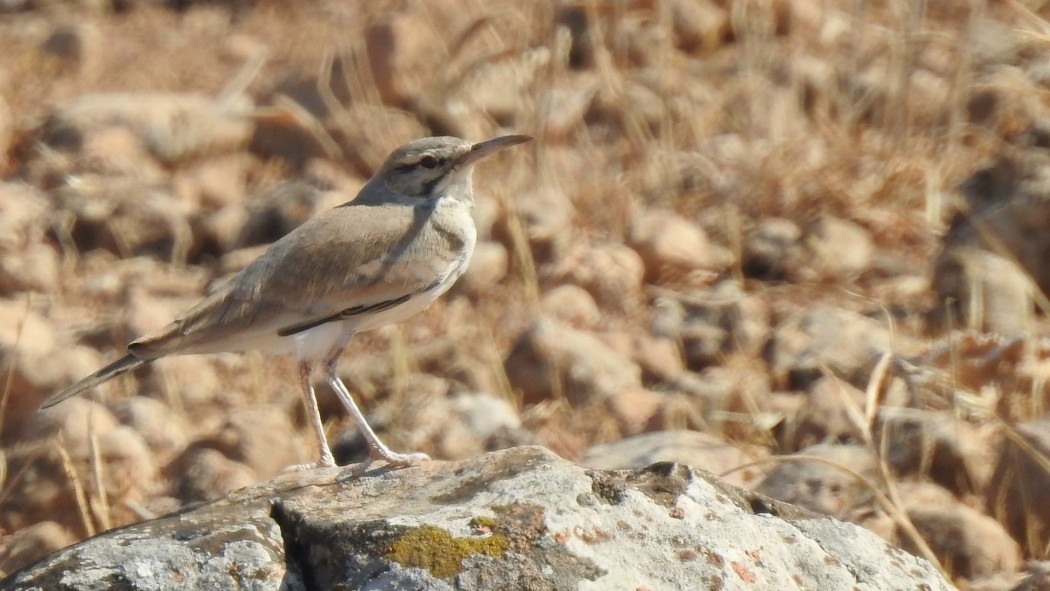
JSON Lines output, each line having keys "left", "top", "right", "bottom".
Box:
{"left": 643, "top": 365, "right": 771, "bottom": 441}
{"left": 452, "top": 47, "right": 546, "bottom": 132}
{"left": 172, "top": 153, "right": 250, "bottom": 211}
{"left": 504, "top": 317, "right": 642, "bottom": 407}
{"left": 756, "top": 444, "right": 876, "bottom": 520}
{"left": 366, "top": 12, "right": 440, "bottom": 107}
{"left": 108, "top": 397, "right": 189, "bottom": 462}
{"left": 446, "top": 393, "right": 523, "bottom": 446}
{"left": 742, "top": 217, "right": 803, "bottom": 280}
{"left": 236, "top": 179, "right": 335, "bottom": 247}
{"left": 549, "top": 242, "right": 645, "bottom": 314}
{"left": 767, "top": 307, "right": 896, "bottom": 390}
{"left": 1009, "top": 562, "right": 1050, "bottom": 591}
{"left": 1, "top": 447, "right": 954, "bottom": 591}
{"left": 1, "top": 424, "right": 156, "bottom": 538}
{"left": 931, "top": 246, "right": 1034, "bottom": 334}
{"left": 139, "top": 355, "right": 222, "bottom": 408}
{"left": 0, "top": 95, "right": 11, "bottom": 169}
{"left": 169, "top": 446, "right": 258, "bottom": 505}
{"left": 899, "top": 483, "right": 1022, "bottom": 581}
{"left": 48, "top": 177, "right": 194, "bottom": 261}
{"left": 805, "top": 215, "right": 874, "bottom": 279}
{"left": 326, "top": 104, "right": 430, "bottom": 175}
{"left": 91, "top": 426, "right": 160, "bottom": 508}
{"left": 627, "top": 333, "right": 685, "bottom": 383}
{"left": 35, "top": 92, "right": 253, "bottom": 166}
{"left": 986, "top": 420, "right": 1050, "bottom": 555}
{"left": 0, "top": 301, "right": 100, "bottom": 442}
{"left": 425, "top": 392, "right": 526, "bottom": 459}
{"left": 0, "top": 443, "right": 82, "bottom": 535}
{"left": 0, "top": 182, "right": 57, "bottom": 294}
{"left": 943, "top": 160, "right": 1050, "bottom": 297}
{"left": 0, "top": 242, "right": 60, "bottom": 295}
{"left": 0, "top": 521, "right": 76, "bottom": 577}
{"left": 194, "top": 406, "right": 307, "bottom": 479}
{"left": 876, "top": 407, "right": 996, "bottom": 496}
{"left": 502, "top": 186, "right": 574, "bottom": 265}
{"left": 38, "top": 23, "right": 99, "bottom": 78}
{"left": 629, "top": 208, "right": 728, "bottom": 282}
{"left": 539, "top": 284, "right": 602, "bottom": 329}
{"left": 656, "top": 280, "right": 771, "bottom": 370}
{"left": 581, "top": 430, "right": 757, "bottom": 487}
{"left": 455, "top": 240, "right": 508, "bottom": 295}
{"left": 778, "top": 376, "right": 866, "bottom": 450}
{"left": 0, "top": 184, "right": 50, "bottom": 254}
{"left": 540, "top": 77, "right": 598, "bottom": 141}
{"left": 604, "top": 388, "right": 665, "bottom": 435}
{"left": 21, "top": 398, "right": 121, "bottom": 458}
{"left": 667, "top": 0, "right": 730, "bottom": 53}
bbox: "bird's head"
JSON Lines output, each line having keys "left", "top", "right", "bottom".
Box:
{"left": 367, "top": 135, "right": 531, "bottom": 203}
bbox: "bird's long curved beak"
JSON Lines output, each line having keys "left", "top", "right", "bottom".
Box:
{"left": 458, "top": 135, "right": 532, "bottom": 167}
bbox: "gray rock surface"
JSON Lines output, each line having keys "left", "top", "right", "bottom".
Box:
{"left": 2, "top": 446, "right": 953, "bottom": 591}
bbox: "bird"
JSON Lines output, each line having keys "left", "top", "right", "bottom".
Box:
{"left": 41, "top": 134, "right": 532, "bottom": 472}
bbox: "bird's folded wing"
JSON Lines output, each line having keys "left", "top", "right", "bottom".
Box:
{"left": 129, "top": 205, "right": 458, "bottom": 356}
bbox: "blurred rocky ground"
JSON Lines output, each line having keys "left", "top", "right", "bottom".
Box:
{"left": 0, "top": 0, "right": 1048, "bottom": 588}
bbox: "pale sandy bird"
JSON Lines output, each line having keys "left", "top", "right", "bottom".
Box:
{"left": 42, "top": 134, "right": 532, "bottom": 471}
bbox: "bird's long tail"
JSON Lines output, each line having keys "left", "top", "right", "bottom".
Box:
{"left": 39, "top": 354, "right": 149, "bottom": 409}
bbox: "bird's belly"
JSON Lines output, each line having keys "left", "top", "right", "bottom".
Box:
{"left": 257, "top": 280, "right": 455, "bottom": 362}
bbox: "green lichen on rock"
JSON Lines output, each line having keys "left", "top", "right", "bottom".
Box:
{"left": 468, "top": 516, "right": 498, "bottom": 531}
{"left": 385, "top": 525, "right": 509, "bottom": 579}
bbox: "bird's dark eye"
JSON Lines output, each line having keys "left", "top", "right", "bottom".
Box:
{"left": 419, "top": 155, "right": 439, "bottom": 169}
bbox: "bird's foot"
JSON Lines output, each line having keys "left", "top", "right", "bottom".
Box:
{"left": 283, "top": 452, "right": 337, "bottom": 472}
{"left": 338, "top": 449, "right": 431, "bottom": 480}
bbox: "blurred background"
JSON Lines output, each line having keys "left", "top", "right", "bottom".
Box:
{"left": 0, "top": 0, "right": 1049, "bottom": 587}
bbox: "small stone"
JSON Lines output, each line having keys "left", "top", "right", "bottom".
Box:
{"left": 540, "top": 284, "right": 602, "bottom": 329}
{"left": 94, "top": 426, "right": 159, "bottom": 501}
{"left": 37, "top": 92, "right": 253, "bottom": 166}
{"left": 502, "top": 186, "right": 574, "bottom": 265}
{"left": 549, "top": 242, "right": 645, "bottom": 314}
{"left": 757, "top": 444, "right": 875, "bottom": 520}
{"left": 628, "top": 334, "right": 685, "bottom": 383}
{"left": 581, "top": 430, "right": 756, "bottom": 488}
{"left": 629, "top": 208, "right": 724, "bottom": 282}
{"left": 171, "top": 447, "right": 258, "bottom": 504}
{"left": 0, "top": 95, "right": 11, "bottom": 169}
{"left": 767, "top": 307, "right": 899, "bottom": 390}
{"left": 900, "top": 483, "right": 1022, "bottom": 580}
{"left": 21, "top": 398, "right": 120, "bottom": 458}
{"left": 779, "top": 376, "right": 866, "bottom": 450}
{"left": 805, "top": 216, "right": 874, "bottom": 279}
{"left": 667, "top": 0, "right": 730, "bottom": 53}
{"left": 196, "top": 406, "right": 307, "bottom": 479}
{"left": 0, "top": 521, "right": 76, "bottom": 575}
{"left": 140, "top": 355, "right": 222, "bottom": 408}
{"left": 237, "top": 180, "right": 335, "bottom": 247}
{"left": 504, "top": 317, "right": 642, "bottom": 407}
{"left": 985, "top": 420, "right": 1050, "bottom": 554}
{"left": 38, "top": 23, "right": 100, "bottom": 78}
{"left": 742, "top": 218, "right": 803, "bottom": 280}
{"left": 109, "top": 397, "right": 189, "bottom": 462}
{"left": 173, "top": 153, "right": 250, "bottom": 210}
{"left": 0, "top": 243, "right": 60, "bottom": 295}
{"left": 456, "top": 241, "right": 508, "bottom": 295}
{"left": 876, "top": 407, "right": 995, "bottom": 496}
{"left": 604, "top": 388, "right": 665, "bottom": 436}
{"left": 366, "top": 13, "right": 439, "bottom": 107}
{"left": 662, "top": 281, "right": 771, "bottom": 370}
{"left": 931, "top": 246, "right": 1033, "bottom": 334}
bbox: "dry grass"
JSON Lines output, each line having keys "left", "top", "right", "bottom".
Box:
{"left": 0, "top": 0, "right": 1049, "bottom": 584}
